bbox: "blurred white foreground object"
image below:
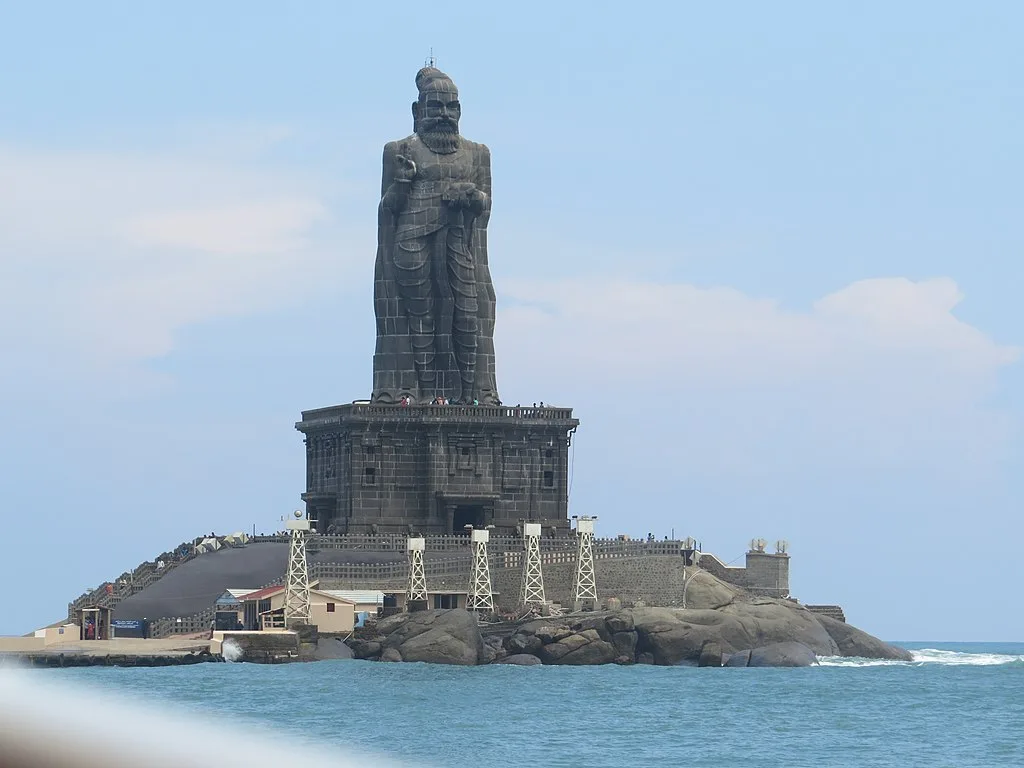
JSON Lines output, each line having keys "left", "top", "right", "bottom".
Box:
{"left": 0, "top": 670, "right": 404, "bottom": 768}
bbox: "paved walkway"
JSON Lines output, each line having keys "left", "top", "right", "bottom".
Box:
{"left": 0, "top": 637, "right": 210, "bottom": 657}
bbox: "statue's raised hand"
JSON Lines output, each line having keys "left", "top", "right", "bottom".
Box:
{"left": 393, "top": 143, "right": 416, "bottom": 182}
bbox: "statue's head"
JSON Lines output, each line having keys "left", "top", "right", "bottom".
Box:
{"left": 413, "top": 67, "right": 461, "bottom": 154}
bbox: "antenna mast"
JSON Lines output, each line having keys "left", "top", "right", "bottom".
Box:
{"left": 407, "top": 536, "right": 427, "bottom": 605}
{"left": 520, "top": 523, "right": 547, "bottom": 607}
{"left": 572, "top": 516, "right": 599, "bottom": 611}
{"left": 284, "top": 511, "right": 311, "bottom": 627}
{"left": 467, "top": 527, "right": 495, "bottom": 615}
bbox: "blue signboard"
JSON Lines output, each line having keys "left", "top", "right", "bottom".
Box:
{"left": 112, "top": 619, "right": 143, "bottom": 631}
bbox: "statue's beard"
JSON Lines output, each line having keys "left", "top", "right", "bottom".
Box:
{"left": 418, "top": 120, "right": 461, "bottom": 154}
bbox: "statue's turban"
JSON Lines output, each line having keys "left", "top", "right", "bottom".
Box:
{"left": 415, "top": 67, "right": 457, "bottom": 95}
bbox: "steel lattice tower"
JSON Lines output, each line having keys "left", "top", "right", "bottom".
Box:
{"left": 520, "top": 522, "right": 546, "bottom": 606}
{"left": 572, "top": 516, "right": 598, "bottom": 611}
{"left": 467, "top": 528, "right": 495, "bottom": 614}
{"left": 407, "top": 537, "right": 427, "bottom": 603}
{"left": 284, "top": 512, "right": 311, "bottom": 626}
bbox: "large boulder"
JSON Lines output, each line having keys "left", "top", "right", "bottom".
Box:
{"left": 716, "top": 601, "right": 838, "bottom": 656}
{"left": 381, "top": 609, "right": 484, "bottom": 666}
{"left": 680, "top": 570, "right": 745, "bottom": 610}
{"left": 506, "top": 631, "right": 543, "bottom": 655}
{"left": 605, "top": 612, "right": 635, "bottom": 634}
{"left": 747, "top": 641, "right": 818, "bottom": 667}
{"left": 698, "top": 640, "right": 723, "bottom": 667}
{"left": 611, "top": 631, "right": 638, "bottom": 660}
{"left": 557, "top": 639, "right": 618, "bottom": 666}
{"left": 629, "top": 600, "right": 840, "bottom": 666}
{"left": 306, "top": 637, "right": 354, "bottom": 661}
{"left": 480, "top": 635, "right": 506, "bottom": 664}
{"left": 538, "top": 629, "right": 619, "bottom": 665}
{"left": 533, "top": 625, "right": 574, "bottom": 645}
{"left": 374, "top": 613, "right": 412, "bottom": 635}
{"left": 815, "top": 615, "right": 913, "bottom": 661}
{"left": 630, "top": 607, "right": 701, "bottom": 665}
{"left": 348, "top": 638, "right": 382, "bottom": 660}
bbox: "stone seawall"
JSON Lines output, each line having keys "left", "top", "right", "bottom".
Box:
{"left": 805, "top": 605, "right": 847, "bottom": 623}
{"left": 83, "top": 532, "right": 802, "bottom": 637}
{"left": 319, "top": 555, "right": 720, "bottom": 611}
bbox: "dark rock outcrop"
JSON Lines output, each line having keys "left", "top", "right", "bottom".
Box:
{"left": 698, "top": 640, "right": 723, "bottom": 667}
{"left": 348, "top": 638, "right": 383, "bottom": 660}
{"left": 722, "top": 641, "right": 817, "bottom": 667}
{"left": 506, "top": 632, "right": 543, "bottom": 655}
{"left": 611, "top": 630, "right": 638, "bottom": 660}
{"left": 746, "top": 641, "right": 818, "bottom": 667}
{"left": 344, "top": 574, "right": 910, "bottom": 668}
{"left": 723, "top": 649, "right": 751, "bottom": 667}
{"left": 815, "top": 615, "right": 913, "bottom": 661}
{"left": 629, "top": 601, "right": 839, "bottom": 666}
{"left": 541, "top": 630, "right": 618, "bottom": 666}
{"left": 480, "top": 635, "right": 506, "bottom": 664}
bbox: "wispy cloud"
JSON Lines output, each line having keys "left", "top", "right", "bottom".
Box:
{"left": 0, "top": 139, "right": 365, "bottom": 390}
{"left": 496, "top": 275, "right": 1020, "bottom": 474}
{"left": 1, "top": 136, "right": 1018, "bottom": 478}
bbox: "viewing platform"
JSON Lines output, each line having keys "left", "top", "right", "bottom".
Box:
{"left": 296, "top": 402, "right": 577, "bottom": 431}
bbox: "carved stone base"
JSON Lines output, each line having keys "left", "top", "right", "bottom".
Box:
{"left": 296, "top": 403, "right": 579, "bottom": 536}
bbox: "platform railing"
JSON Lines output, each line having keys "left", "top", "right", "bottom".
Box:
{"left": 299, "top": 402, "right": 576, "bottom": 422}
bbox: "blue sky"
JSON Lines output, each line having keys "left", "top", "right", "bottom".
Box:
{"left": 1, "top": 2, "right": 1020, "bottom": 639}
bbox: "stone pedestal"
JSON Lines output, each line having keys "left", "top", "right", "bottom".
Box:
{"left": 296, "top": 403, "right": 579, "bottom": 536}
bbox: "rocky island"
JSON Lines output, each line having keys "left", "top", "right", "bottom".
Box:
{"left": 348, "top": 569, "right": 911, "bottom": 667}
{"left": 51, "top": 65, "right": 908, "bottom": 667}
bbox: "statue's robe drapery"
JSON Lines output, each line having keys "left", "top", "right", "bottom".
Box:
{"left": 371, "top": 134, "right": 499, "bottom": 404}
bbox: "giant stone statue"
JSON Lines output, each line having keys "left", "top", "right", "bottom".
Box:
{"left": 297, "top": 64, "right": 577, "bottom": 537}
{"left": 371, "top": 66, "right": 500, "bottom": 405}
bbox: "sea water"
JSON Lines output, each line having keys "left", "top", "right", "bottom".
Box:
{"left": 25, "top": 642, "right": 1024, "bottom": 767}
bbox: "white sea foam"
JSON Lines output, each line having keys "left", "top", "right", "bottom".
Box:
{"left": 818, "top": 648, "right": 1023, "bottom": 667}
{"left": 908, "top": 648, "right": 1023, "bottom": 666}
{"left": 817, "top": 657, "right": 907, "bottom": 667}
{"left": 221, "top": 638, "right": 244, "bottom": 662}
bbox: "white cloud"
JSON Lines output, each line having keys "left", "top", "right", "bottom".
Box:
{"left": 497, "top": 275, "right": 1017, "bottom": 386}
{"left": 0, "top": 136, "right": 1017, "bottom": 477}
{"left": 0, "top": 140, "right": 366, "bottom": 389}
{"left": 495, "top": 275, "right": 1020, "bottom": 474}
{"left": 120, "top": 199, "right": 325, "bottom": 256}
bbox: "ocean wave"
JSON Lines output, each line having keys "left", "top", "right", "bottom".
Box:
{"left": 909, "top": 648, "right": 1024, "bottom": 666}
{"left": 818, "top": 649, "right": 1024, "bottom": 667}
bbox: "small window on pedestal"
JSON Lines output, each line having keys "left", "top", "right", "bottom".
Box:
{"left": 364, "top": 467, "right": 376, "bottom": 485}
{"left": 543, "top": 470, "right": 554, "bottom": 488}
